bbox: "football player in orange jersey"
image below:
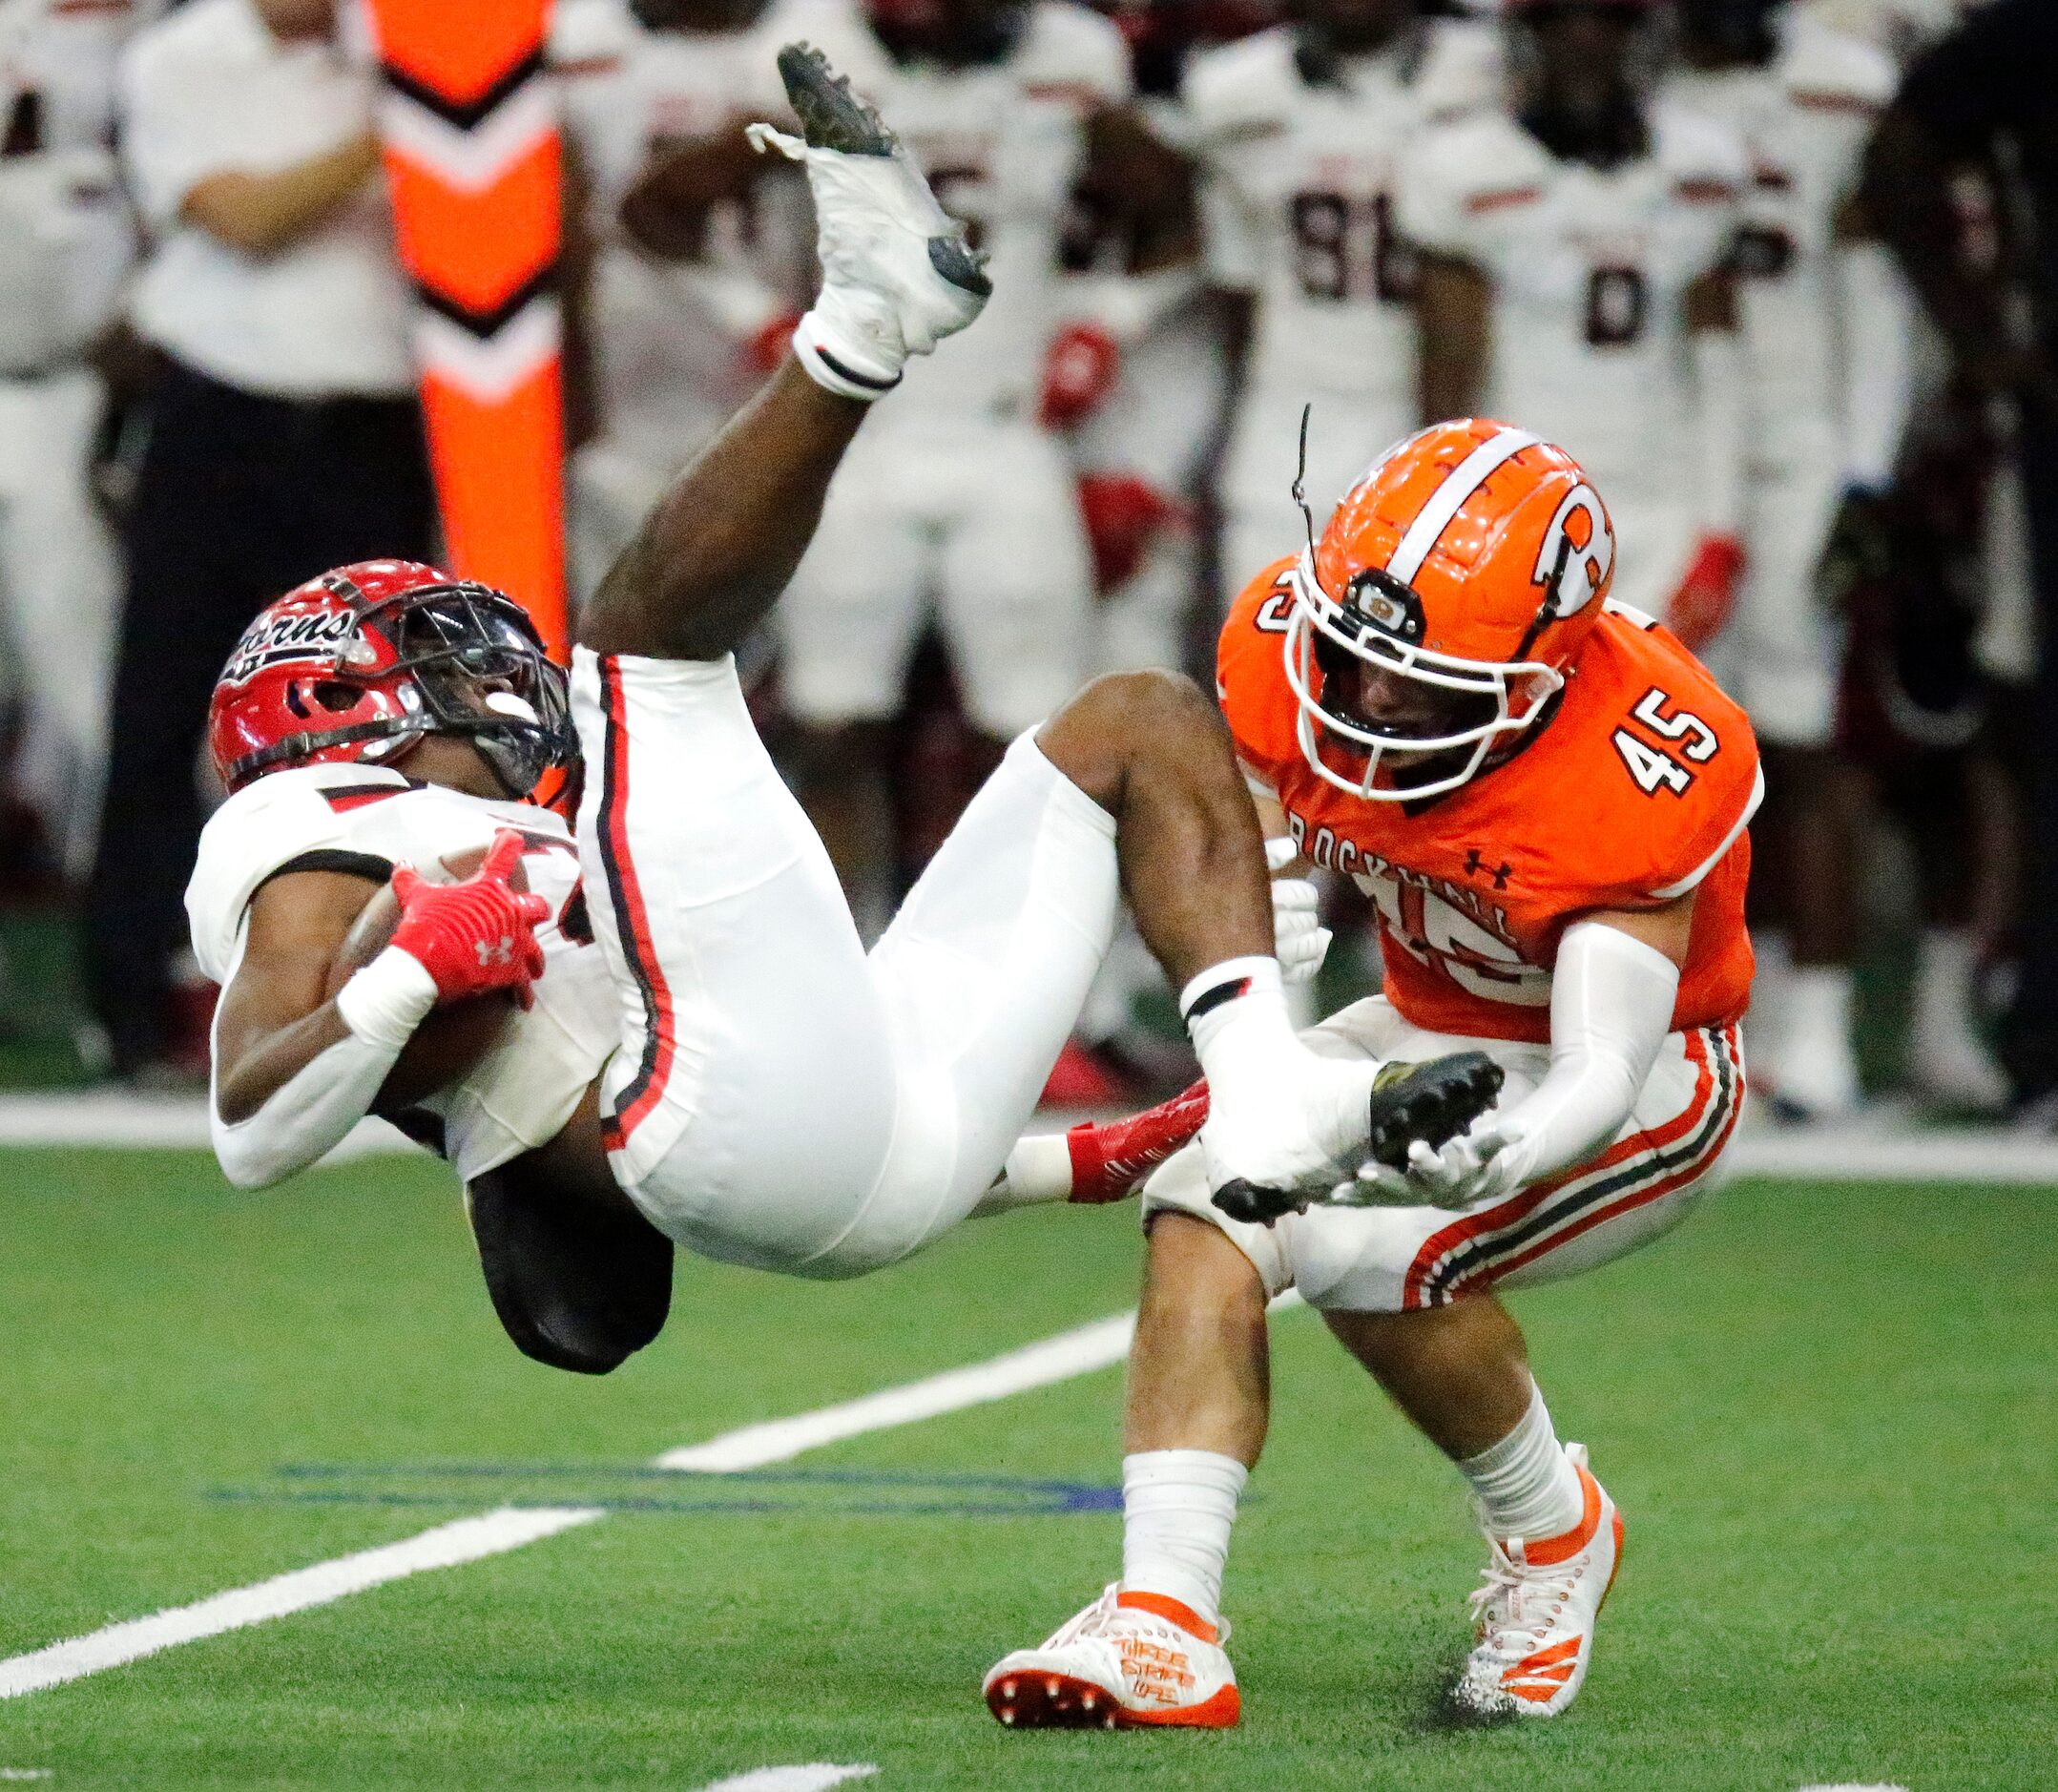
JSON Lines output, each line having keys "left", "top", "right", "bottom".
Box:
{"left": 986, "top": 420, "right": 1759, "bottom": 1728}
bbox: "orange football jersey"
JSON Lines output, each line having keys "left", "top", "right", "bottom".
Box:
{"left": 1221, "top": 560, "right": 1760, "bottom": 1044}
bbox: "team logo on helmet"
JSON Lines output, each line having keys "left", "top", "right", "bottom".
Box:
{"left": 219, "top": 609, "right": 366, "bottom": 687}
{"left": 1531, "top": 484, "right": 1613, "bottom": 619}
{"left": 1343, "top": 569, "right": 1427, "bottom": 644}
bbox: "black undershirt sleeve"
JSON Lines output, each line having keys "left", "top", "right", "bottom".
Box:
{"left": 252, "top": 849, "right": 396, "bottom": 896}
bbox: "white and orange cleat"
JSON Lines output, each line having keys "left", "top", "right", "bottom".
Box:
{"left": 984, "top": 1585, "right": 1239, "bottom": 1730}
{"left": 1453, "top": 1443, "right": 1623, "bottom": 1719}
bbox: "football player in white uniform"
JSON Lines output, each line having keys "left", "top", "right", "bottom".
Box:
{"left": 0, "top": 0, "right": 139, "bottom": 873}
{"left": 555, "top": 0, "right": 885, "bottom": 599}
{"left": 1669, "top": 0, "right": 1916, "bottom": 1115}
{"left": 1189, "top": 0, "right": 1500, "bottom": 605}
{"left": 1402, "top": 0, "right": 1750, "bottom": 638}
{"left": 776, "top": 0, "right": 1128, "bottom": 929}
{"left": 188, "top": 50, "right": 1498, "bottom": 1373}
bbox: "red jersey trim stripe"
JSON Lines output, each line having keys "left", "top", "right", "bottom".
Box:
{"left": 1466, "top": 186, "right": 1544, "bottom": 216}
{"left": 1402, "top": 1023, "right": 1741, "bottom": 1307}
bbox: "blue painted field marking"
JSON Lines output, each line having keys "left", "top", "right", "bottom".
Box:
{"left": 215, "top": 1463, "right": 1124, "bottom": 1518}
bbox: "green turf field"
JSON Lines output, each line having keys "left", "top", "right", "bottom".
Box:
{"left": 2, "top": 1146, "right": 2053, "bottom": 1790}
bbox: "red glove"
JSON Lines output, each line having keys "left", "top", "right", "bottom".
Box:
{"left": 746, "top": 308, "right": 803, "bottom": 376}
{"left": 1076, "top": 470, "right": 1182, "bottom": 594}
{"left": 388, "top": 830, "right": 551, "bottom": 1010}
{"left": 1666, "top": 535, "right": 1744, "bottom": 655}
{"left": 1038, "top": 321, "right": 1120, "bottom": 429}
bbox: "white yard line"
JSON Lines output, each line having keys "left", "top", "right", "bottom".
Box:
{"left": 698, "top": 1767, "right": 878, "bottom": 1792}
{"left": 655, "top": 1313, "right": 1138, "bottom": 1470}
{"left": 3, "top": 1091, "right": 2057, "bottom": 1182}
{"left": 0, "top": 1507, "right": 601, "bottom": 1700}
{"left": 0, "top": 1306, "right": 1154, "bottom": 1699}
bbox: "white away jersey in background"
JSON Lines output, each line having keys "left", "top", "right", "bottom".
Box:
{"left": 556, "top": 0, "right": 883, "bottom": 468}
{"left": 865, "top": 0, "right": 1130, "bottom": 427}
{"left": 1186, "top": 19, "right": 1499, "bottom": 409}
{"left": 1667, "top": 13, "right": 1896, "bottom": 433}
{"left": 1397, "top": 100, "right": 1746, "bottom": 504}
{"left": 186, "top": 765, "right": 617, "bottom": 1183}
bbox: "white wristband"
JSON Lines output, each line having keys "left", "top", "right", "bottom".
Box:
{"left": 792, "top": 305, "right": 903, "bottom": 403}
{"left": 333, "top": 946, "right": 438, "bottom": 1052}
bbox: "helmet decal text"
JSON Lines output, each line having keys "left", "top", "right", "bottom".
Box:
{"left": 220, "top": 609, "right": 359, "bottom": 686}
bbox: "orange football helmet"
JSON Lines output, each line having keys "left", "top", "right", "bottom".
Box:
{"left": 1283, "top": 418, "right": 1617, "bottom": 802}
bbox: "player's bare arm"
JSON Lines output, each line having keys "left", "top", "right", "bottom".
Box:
{"left": 618, "top": 116, "right": 765, "bottom": 260}
{"left": 208, "top": 828, "right": 549, "bottom": 1190}
{"left": 582, "top": 47, "right": 988, "bottom": 663}
{"left": 1414, "top": 251, "right": 1491, "bottom": 424}
{"left": 582, "top": 357, "right": 870, "bottom": 661}
{"left": 212, "top": 868, "right": 378, "bottom": 1126}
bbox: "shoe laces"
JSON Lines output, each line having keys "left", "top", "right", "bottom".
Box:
{"left": 1041, "top": 1584, "right": 1229, "bottom": 1652}
{"left": 1466, "top": 1534, "right": 1581, "bottom": 1661}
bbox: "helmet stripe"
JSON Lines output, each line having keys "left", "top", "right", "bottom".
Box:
{"left": 1384, "top": 427, "right": 1542, "bottom": 585}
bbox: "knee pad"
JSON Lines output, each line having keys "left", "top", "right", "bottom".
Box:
{"left": 467, "top": 1167, "right": 674, "bottom": 1374}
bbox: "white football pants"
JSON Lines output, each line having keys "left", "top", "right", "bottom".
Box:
{"left": 778, "top": 413, "right": 1094, "bottom": 738}
{"left": 1142, "top": 995, "right": 1745, "bottom": 1312}
{"left": 571, "top": 646, "right": 1119, "bottom": 1278}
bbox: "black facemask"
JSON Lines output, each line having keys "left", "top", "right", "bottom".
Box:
{"left": 380, "top": 585, "right": 577, "bottom": 799}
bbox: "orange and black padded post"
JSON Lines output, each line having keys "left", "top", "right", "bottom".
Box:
{"left": 365, "top": 0, "right": 568, "bottom": 662}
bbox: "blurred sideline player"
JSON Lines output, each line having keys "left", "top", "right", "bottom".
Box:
{"left": 987, "top": 423, "right": 1758, "bottom": 1728}
{"left": 1668, "top": 0, "right": 1910, "bottom": 1115}
{"left": 1403, "top": 0, "right": 1750, "bottom": 644}
{"left": 555, "top": 0, "right": 883, "bottom": 603}
{"left": 188, "top": 52, "right": 1496, "bottom": 1373}
{"left": 0, "top": 0, "right": 139, "bottom": 875}
{"left": 1188, "top": 0, "right": 1498, "bottom": 607}
{"left": 1801, "top": 0, "right": 1962, "bottom": 62}
{"left": 777, "top": 0, "right": 1124, "bottom": 932}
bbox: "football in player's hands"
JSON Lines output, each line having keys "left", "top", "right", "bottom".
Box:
{"left": 324, "top": 836, "right": 541, "bottom": 1113}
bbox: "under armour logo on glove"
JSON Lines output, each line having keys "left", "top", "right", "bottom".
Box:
{"left": 389, "top": 830, "right": 550, "bottom": 1010}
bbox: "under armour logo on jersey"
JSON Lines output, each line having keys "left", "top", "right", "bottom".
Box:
{"left": 1531, "top": 484, "right": 1613, "bottom": 620}
{"left": 1465, "top": 848, "right": 1513, "bottom": 890}
{"left": 476, "top": 936, "right": 514, "bottom": 969}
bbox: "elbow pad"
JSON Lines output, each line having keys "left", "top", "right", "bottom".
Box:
{"left": 1493, "top": 921, "right": 1680, "bottom": 1188}
{"left": 212, "top": 949, "right": 434, "bottom": 1189}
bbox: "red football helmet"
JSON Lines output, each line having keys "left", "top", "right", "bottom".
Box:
{"left": 207, "top": 559, "right": 575, "bottom": 798}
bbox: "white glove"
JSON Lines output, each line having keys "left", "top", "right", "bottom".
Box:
{"left": 1271, "top": 877, "right": 1332, "bottom": 988}
{"left": 1337, "top": 1114, "right": 1522, "bottom": 1211}
{"left": 1183, "top": 957, "right": 1376, "bottom": 1220}
{"left": 746, "top": 50, "right": 987, "bottom": 402}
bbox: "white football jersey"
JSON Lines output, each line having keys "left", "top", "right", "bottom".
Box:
{"left": 1800, "top": 0, "right": 1964, "bottom": 62}
{"left": 1667, "top": 16, "right": 1896, "bottom": 435}
{"left": 1186, "top": 20, "right": 1500, "bottom": 409}
{"left": 863, "top": 0, "right": 1131, "bottom": 427}
{"left": 0, "top": 0, "right": 139, "bottom": 372}
{"left": 557, "top": 0, "right": 884, "bottom": 464}
{"left": 1397, "top": 100, "right": 1746, "bottom": 502}
{"left": 187, "top": 764, "right": 618, "bottom": 1184}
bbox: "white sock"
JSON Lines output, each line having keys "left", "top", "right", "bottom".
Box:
{"left": 967, "top": 1134, "right": 1071, "bottom": 1217}
{"left": 1121, "top": 1448, "right": 1246, "bottom": 1629}
{"left": 1914, "top": 928, "right": 1980, "bottom": 1041}
{"left": 1457, "top": 1382, "right": 1584, "bottom": 1543}
{"left": 1788, "top": 963, "right": 1855, "bottom": 1045}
